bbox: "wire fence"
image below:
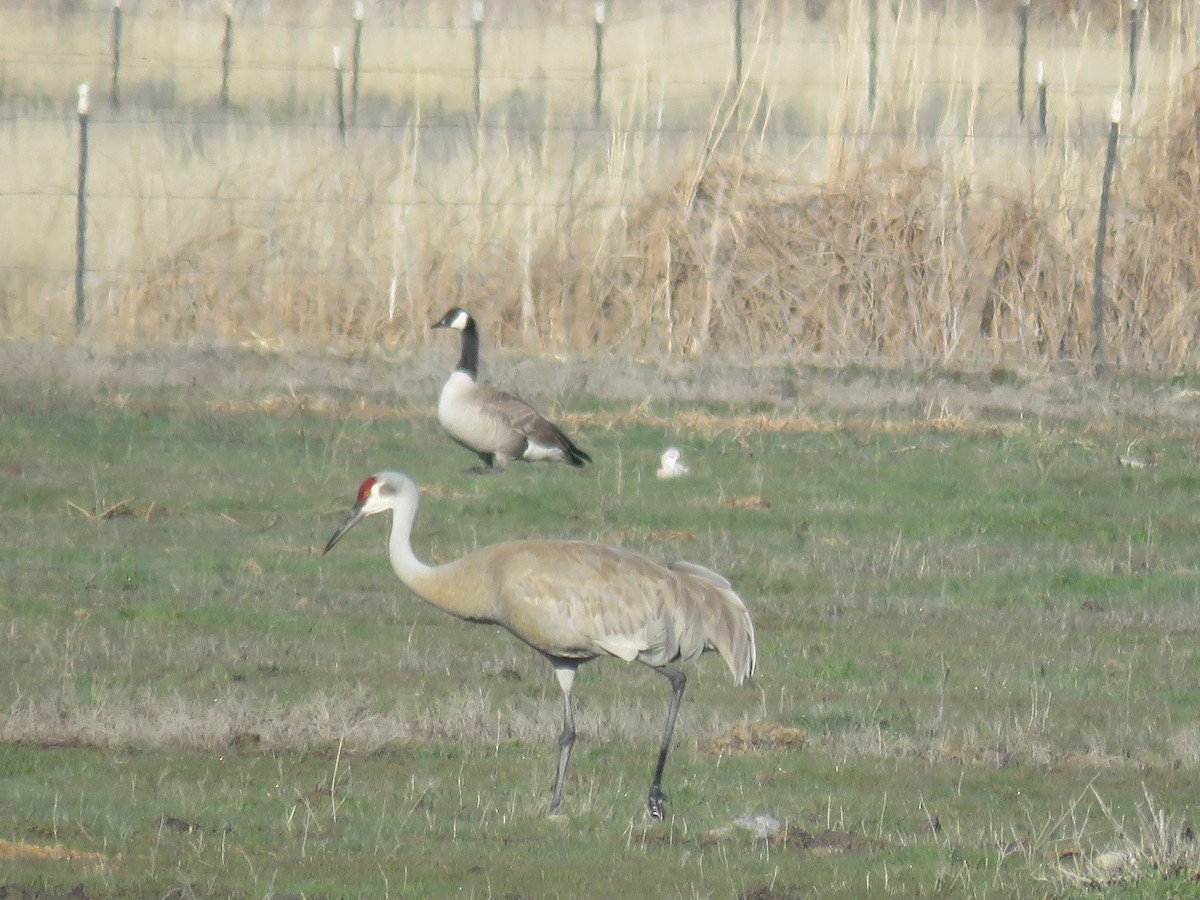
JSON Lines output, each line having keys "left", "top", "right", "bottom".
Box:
{"left": 1, "top": 0, "right": 1186, "bottom": 120}
{"left": 1, "top": 0, "right": 1196, "bottom": 367}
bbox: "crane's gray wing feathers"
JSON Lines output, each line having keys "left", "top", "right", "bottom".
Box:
{"left": 485, "top": 543, "right": 754, "bottom": 683}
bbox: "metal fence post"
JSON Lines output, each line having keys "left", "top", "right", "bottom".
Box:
{"left": 1092, "top": 95, "right": 1122, "bottom": 372}
{"left": 867, "top": 0, "right": 879, "bottom": 119}
{"left": 334, "top": 45, "right": 347, "bottom": 143}
{"left": 733, "top": 0, "right": 744, "bottom": 87}
{"left": 1017, "top": 0, "right": 1030, "bottom": 121}
{"left": 75, "top": 84, "right": 90, "bottom": 334}
{"left": 220, "top": 3, "right": 234, "bottom": 108}
{"left": 351, "top": 1, "right": 364, "bottom": 122}
{"left": 1036, "top": 61, "right": 1047, "bottom": 138}
{"left": 472, "top": 1, "right": 485, "bottom": 121}
{"left": 593, "top": 3, "right": 606, "bottom": 126}
{"left": 110, "top": 0, "right": 123, "bottom": 110}
{"left": 1128, "top": 0, "right": 1141, "bottom": 109}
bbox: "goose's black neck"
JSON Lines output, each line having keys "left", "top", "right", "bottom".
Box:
{"left": 456, "top": 317, "right": 480, "bottom": 379}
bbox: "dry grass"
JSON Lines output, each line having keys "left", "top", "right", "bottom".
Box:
{"left": 1055, "top": 788, "right": 1200, "bottom": 888}
{"left": 1, "top": 2, "right": 1199, "bottom": 371}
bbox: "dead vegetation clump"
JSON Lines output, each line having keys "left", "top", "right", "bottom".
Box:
{"left": 1055, "top": 789, "right": 1200, "bottom": 889}
{"left": 971, "top": 192, "right": 1087, "bottom": 365}
{"left": 69, "top": 62, "right": 1200, "bottom": 373}
{"left": 1107, "top": 67, "right": 1200, "bottom": 370}
{"left": 0, "top": 837, "right": 107, "bottom": 865}
{"left": 702, "top": 720, "right": 807, "bottom": 754}
{"left": 592, "top": 152, "right": 1090, "bottom": 367}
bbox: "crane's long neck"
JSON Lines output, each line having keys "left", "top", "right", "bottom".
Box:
{"left": 386, "top": 496, "right": 496, "bottom": 623}
{"left": 386, "top": 496, "right": 434, "bottom": 587}
{"left": 455, "top": 320, "right": 480, "bottom": 380}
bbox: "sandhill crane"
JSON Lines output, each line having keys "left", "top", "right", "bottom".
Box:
{"left": 322, "top": 470, "right": 756, "bottom": 819}
{"left": 431, "top": 307, "right": 592, "bottom": 472}
{"left": 656, "top": 447, "right": 690, "bottom": 479}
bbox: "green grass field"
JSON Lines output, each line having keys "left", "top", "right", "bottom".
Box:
{"left": 1, "top": 353, "right": 1198, "bottom": 897}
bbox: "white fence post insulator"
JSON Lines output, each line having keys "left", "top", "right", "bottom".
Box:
{"left": 351, "top": 1, "right": 364, "bottom": 122}
{"left": 220, "top": 3, "right": 234, "bottom": 109}
{"left": 1017, "top": 0, "right": 1030, "bottom": 122}
{"left": 334, "top": 45, "right": 347, "bottom": 143}
{"left": 110, "top": 0, "right": 122, "bottom": 110}
{"left": 75, "top": 84, "right": 90, "bottom": 334}
{"left": 593, "top": 2, "right": 606, "bottom": 126}
{"left": 472, "top": 1, "right": 485, "bottom": 121}
{"left": 1091, "top": 93, "right": 1122, "bottom": 373}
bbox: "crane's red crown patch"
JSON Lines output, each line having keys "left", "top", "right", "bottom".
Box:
{"left": 356, "top": 475, "right": 377, "bottom": 505}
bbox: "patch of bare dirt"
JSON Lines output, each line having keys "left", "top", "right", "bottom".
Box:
{"left": 0, "top": 888, "right": 93, "bottom": 900}
{"left": 702, "top": 720, "right": 808, "bottom": 754}
{"left": 0, "top": 840, "right": 105, "bottom": 865}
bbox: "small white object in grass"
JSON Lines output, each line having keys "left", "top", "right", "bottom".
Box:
{"left": 657, "top": 447, "right": 689, "bottom": 479}
{"left": 1091, "top": 848, "right": 1135, "bottom": 874}
{"left": 735, "top": 813, "right": 781, "bottom": 839}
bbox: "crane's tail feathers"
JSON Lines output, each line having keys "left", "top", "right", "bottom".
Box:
{"left": 668, "top": 560, "right": 732, "bottom": 590}
{"left": 669, "top": 561, "right": 757, "bottom": 685}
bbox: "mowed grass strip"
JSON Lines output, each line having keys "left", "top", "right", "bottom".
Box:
{"left": 1, "top": 374, "right": 1198, "bottom": 897}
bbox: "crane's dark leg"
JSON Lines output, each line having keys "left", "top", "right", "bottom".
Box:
{"left": 549, "top": 665, "right": 578, "bottom": 814}
{"left": 647, "top": 666, "right": 687, "bottom": 820}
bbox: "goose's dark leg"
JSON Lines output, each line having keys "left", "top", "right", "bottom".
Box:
{"left": 647, "top": 667, "right": 687, "bottom": 820}
{"left": 466, "top": 452, "right": 501, "bottom": 475}
{"left": 549, "top": 664, "right": 578, "bottom": 814}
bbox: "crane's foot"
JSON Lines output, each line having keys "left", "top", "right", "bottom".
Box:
{"left": 647, "top": 787, "right": 667, "bottom": 821}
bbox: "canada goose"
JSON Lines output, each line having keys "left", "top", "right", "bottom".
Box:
{"left": 656, "top": 447, "right": 690, "bottom": 479}
{"left": 323, "top": 470, "right": 757, "bottom": 819}
{"left": 431, "top": 307, "right": 592, "bottom": 472}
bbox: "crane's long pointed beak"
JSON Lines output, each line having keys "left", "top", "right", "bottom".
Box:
{"left": 322, "top": 504, "right": 366, "bottom": 555}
